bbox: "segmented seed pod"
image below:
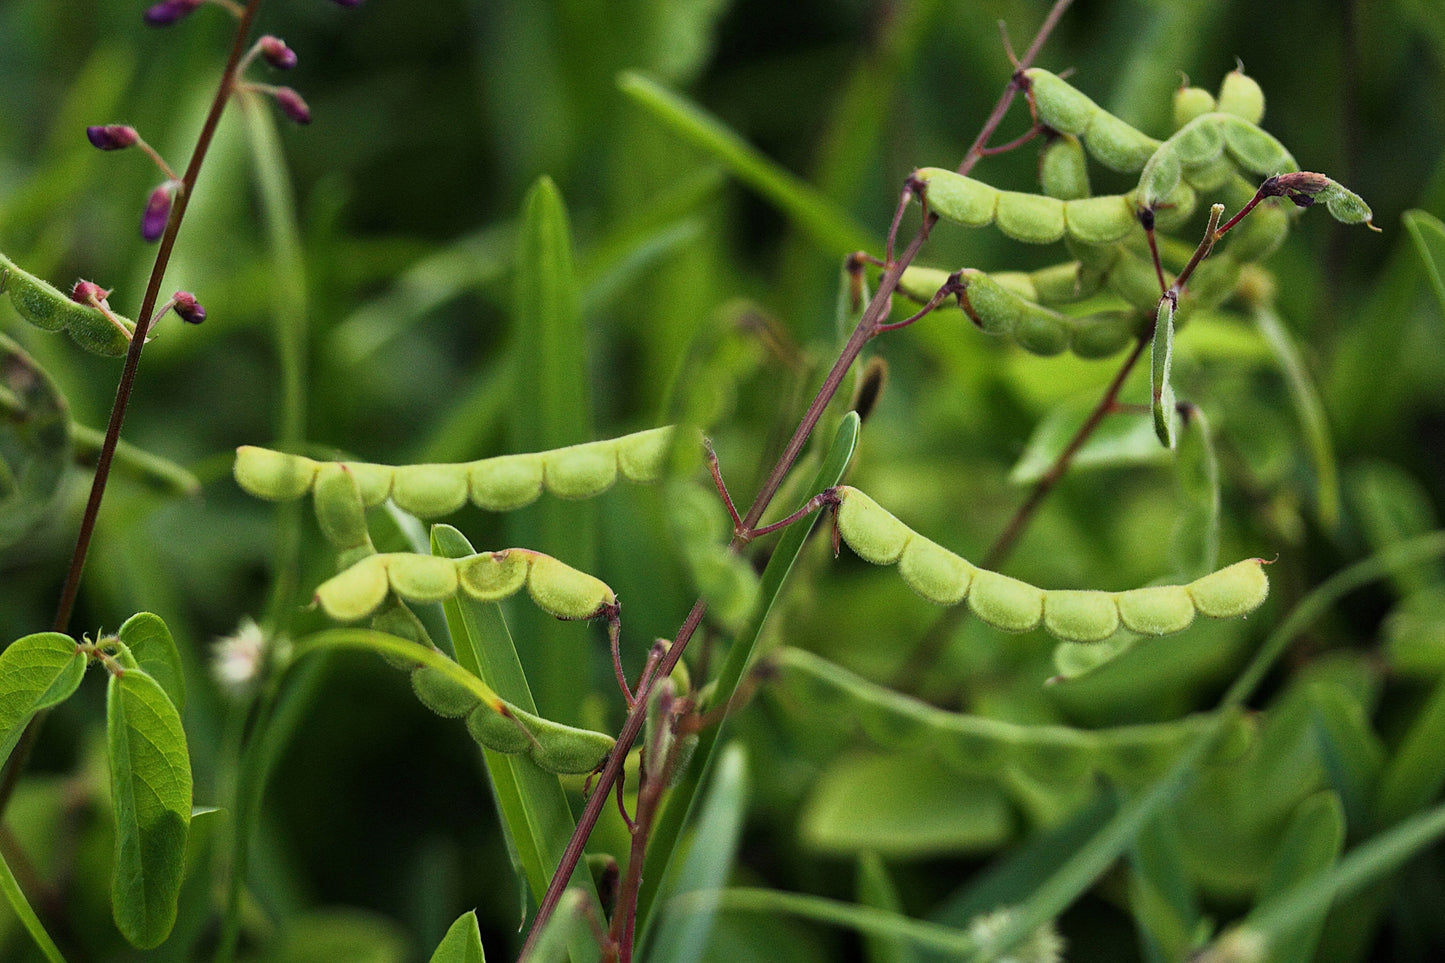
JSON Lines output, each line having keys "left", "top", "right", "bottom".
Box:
{"left": 1039, "top": 133, "right": 1091, "bottom": 201}
{"left": 1215, "top": 68, "right": 1265, "bottom": 124}
{"left": 1172, "top": 86, "right": 1216, "bottom": 130}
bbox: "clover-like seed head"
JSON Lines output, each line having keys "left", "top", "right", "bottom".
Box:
{"left": 86, "top": 124, "right": 139, "bottom": 150}
{"left": 143, "top": 0, "right": 203, "bottom": 26}
{"left": 259, "top": 36, "right": 298, "bottom": 70}
{"left": 173, "top": 291, "right": 206, "bottom": 324}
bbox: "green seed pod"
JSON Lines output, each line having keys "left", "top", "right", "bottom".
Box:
{"left": 1104, "top": 247, "right": 1167, "bottom": 312}
{"left": 457, "top": 550, "right": 530, "bottom": 601}
{"left": 615, "top": 426, "right": 674, "bottom": 482}
{"left": 996, "top": 191, "right": 1067, "bottom": 244}
{"left": 1083, "top": 110, "right": 1162, "bottom": 173}
{"left": 897, "top": 266, "right": 953, "bottom": 304}
{"left": 1115, "top": 585, "right": 1196, "bottom": 636}
{"left": 1219, "top": 115, "right": 1297, "bottom": 175}
{"left": 1014, "top": 302, "right": 1071, "bottom": 356}
{"left": 1029, "top": 262, "right": 1095, "bottom": 304}
{"left": 411, "top": 665, "right": 481, "bottom": 718}
{"left": 525, "top": 552, "right": 615, "bottom": 619}
{"left": 914, "top": 168, "right": 998, "bottom": 228}
{"left": 1039, "top": 133, "right": 1091, "bottom": 201}
{"left": 1138, "top": 147, "right": 1184, "bottom": 211}
{"left": 897, "top": 535, "right": 975, "bottom": 605}
{"left": 1184, "top": 153, "right": 1237, "bottom": 193}
{"left": 370, "top": 600, "right": 436, "bottom": 670}
{"left": 990, "top": 271, "right": 1039, "bottom": 302}
{"left": 1177, "top": 254, "right": 1242, "bottom": 320}
{"left": 1069, "top": 311, "right": 1138, "bottom": 359}
{"left": 835, "top": 487, "right": 913, "bottom": 564}
{"left": 1149, "top": 179, "right": 1199, "bottom": 231}
{"left": 340, "top": 462, "right": 395, "bottom": 507}
{"left": 1023, "top": 68, "right": 1099, "bottom": 136}
{"left": 958, "top": 269, "right": 1023, "bottom": 336}
{"left": 1172, "top": 86, "right": 1217, "bottom": 130}
{"left": 468, "top": 453, "right": 544, "bottom": 511}
{"left": 1062, "top": 195, "right": 1136, "bottom": 245}
{"left": 0, "top": 261, "right": 135, "bottom": 357}
{"left": 1043, "top": 590, "right": 1122, "bottom": 643}
{"left": 466, "top": 704, "right": 534, "bottom": 755}
{"left": 1169, "top": 114, "right": 1228, "bottom": 167}
{"left": 515, "top": 707, "right": 615, "bottom": 774}
{"left": 1186, "top": 558, "right": 1268, "bottom": 618}
{"left": 1216, "top": 68, "right": 1265, "bottom": 124}
{"left": 544, "top": 440, "right": 619, "bottom": 500}
{"left": 234, "top": 446, "right": 319, "bottom": 501}
{"left": 392, "top": 464, "right": 470, "bottom": 517}
{"left": 386, "top": 553, "right": 461, "bottom": 602}
{"left": 314, "top": 553, "right": 391, "bottom": 621}
{"left": 968, "top": 569, "right": 1045, "bottom": 633}
{"left": 1317, "top": 180, "right": 1375, "bottom": 227}
{"left": 312, "top": 464, "right": 373, "bottom": 553}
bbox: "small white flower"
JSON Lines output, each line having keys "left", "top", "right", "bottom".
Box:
{"left": 211, "top": 617, "right": 267, "bottom": 694}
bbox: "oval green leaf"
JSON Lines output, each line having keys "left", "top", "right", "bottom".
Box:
{"left": 116, "top": 613, "right": 185, "bottom": 714}
{"left": 0, "top": 632, "right": 86, "bottom": 768}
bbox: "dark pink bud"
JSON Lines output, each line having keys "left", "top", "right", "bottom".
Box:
{"left": 142, "top": 184, "right": 174, "bottom": 242}
{"left": 71, "top": 281, "right": 111, "bottom": 306}
{"left": 86, "top": 124, "right": 139, "bottom": 150}
{"left": 273, "top": 87, "right": 312, "bottom": 125}
{"left": 143, "top": 0, "right": 203, "bottom": 25}
{"left": 172, "top": 291, "right": 206, "bottom": 324}
{"left": 259, "top": 36, "right": 297, "bottom": 70}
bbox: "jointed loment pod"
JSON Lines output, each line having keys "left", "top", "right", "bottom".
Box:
{"left": 233, "top": 425, "right": 679, "bottom": 517}
{"left": 830, "top": 486, "right": 1269, "bottom": 642}
{"left": 0, "top": 253, "right": 136, "bottom": 357}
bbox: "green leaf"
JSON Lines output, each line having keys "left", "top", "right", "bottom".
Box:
{"left": 1345, "top": 460, "right": 1445, "bottom": 597}
{"left": 644, "top": 743, "right": 751, "bottom": 963}
{"left": 522, "top": 889, "right": 591, "bottom": 963}
{"left": 618, "top": 72, "right": 875, "bottom": 257}
{"left": 431, "top": 524, "right": 602, "bottom": 963}
{"left": 511, "top": 175, "right": 596, "bottom": 725}
{"left": 1253, "top": 791, "right": 1345, "bottom": 963}
{"left": 637, "top": 413, "right": 860, "bottom": 925}
{"left": 0, "top": 333, "right": 71, "bottom": 549}
{"left": 1009, "top": 393, "right": 1170, "bottom": 485}
{"left": 0, "top": 632, "right": 86, "bottom": 768}
{"left": 857, "top": 852, "right": 917, "bottom": 963}
{"left": 1374, "top": 670, "right": 1445, "bottom": 827}
{"left": 107, "top": 668, "right": 192, "bottom": 948}
{"left": 1151, "top": 296, "right": 1177, "bottom": 448}
{"left": 116, "top": 613, "right": 185, "bottom": 714}
{"left": 429, "top": 910, "right": 486, "bottom": 963}
{"left": 1254, "top": 305, "right": 1340, "bottom": 529}
{"left": 1171, "top": 407, "right": 1220, "bottom": 578}
{"left": 271, "top": 909, "right": 410, "bottom": 963}
{"left": 0, "top": 844, "right": 67, "bottom": 962}
{"left": 1128, "top": 814, "right": 1203, "bottom": 963}
{"left": 798, "top": 750, "right": 1011, "bottom": 857}
{"left": 1403, "top": 209, "right": 1445, "bottom": 320}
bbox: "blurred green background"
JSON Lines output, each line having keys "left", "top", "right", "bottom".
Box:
{"left": 2, "top": 0, "right": 1445, "bottom": 959}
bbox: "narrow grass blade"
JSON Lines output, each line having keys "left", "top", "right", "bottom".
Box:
{"left": 857, "top": 852, "right": 918, "bottom": 963}
{"left": 1403, "top": 209, "right": 1445, "bottom": 320}
{"left": 0, "top": 845, "right": 67, "bottom": 962}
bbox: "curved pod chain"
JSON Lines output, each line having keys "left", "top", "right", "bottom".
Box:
{"left": 234, "top": 425, "right": 677, "bottom": 516}
{"left": 832, "top": 486, "right": 1269, "bottom": 642}
{"left": 0, "top": 254, "right": 136, "bottom": 357}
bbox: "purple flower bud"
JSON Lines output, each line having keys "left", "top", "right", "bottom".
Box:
{"left": 142, "top": 184, "right": 174, "bottom": 242}
{"left": 143, "top": 0, "right": 203, "bottom": 26}
{"left": 330, "top": 0, "right": 362, "bottom": 7}
{"left": 259, "top": 36, "right": 298, "bottom": 70}
{"left": 86, "top": 124, "right": 139, "bottom": 151}
{"left": 71, "top": 281, "right": 111, "bottom": 306}
{"left": 273, "top": 87, "right": 312, "bottom": 125}
{"left": 172, "top": 291, "right": 206, "bottom": 324}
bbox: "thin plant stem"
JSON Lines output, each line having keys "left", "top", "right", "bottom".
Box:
{"left": 518, "top": 1, "right": 1075, "bottom": 954}
{"left": 0, "top": 0, "right": 265, "bottom": 828}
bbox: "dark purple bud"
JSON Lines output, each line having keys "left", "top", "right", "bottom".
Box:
{"left": 329, "top": 0, "right": 362, "bottom": 7}
{"left": 172, "top": 291, "right": 206, "bottom": 324}
{"left": 259, "top": 36, "right": 298, "bottom": 70}
{"left": 143, "top": 0, "right": 203, "bottom": 26}
{"left": 142, "top": 184, "right": 174, "bottom": 242}
{"left": 273, "top": 87, "right": 312, "bottom": 125}
{"left": 71, "top": 281, "right": 111, "bottom": 306}
{"left": 86, "top": 124, "right": 139, "bottom": 150}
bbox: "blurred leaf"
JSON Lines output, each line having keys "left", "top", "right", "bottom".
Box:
{"left": 429, "top": 909, "right": 485, "bottom": 963}
{"left": 618, "top": 72, "right": 875, "bottom": 257}
{"left": 272, "top": 909, "right": 410, "bottom": 963}
{"left": 857, "top": 852, "right": 919, "bottom": 963}
{"left": 799, "top": 750, "right": 1011, "bottom": 857}
{"left": 645, "top": 743, "right": 751, "bottom": 963}
{"left": 697, "top": 888, "right": 975, "bottom": 956}
{"left": 1403, "top": 209, "right": 1445, "bottom": 320}
{"left": 1171, "top": 407, "right": 1220, "bottom": 578}
{"left": 1383, "top": 586, "right": 1445, "bottom": 676}
{"left": 107, "top": 668, "right": 191, "bottom": 949}
{"left": 70, "top": 423, "right": 200, "bottom": 498}
{"left": 1009, "top": 393, "right": 1169, "bottom": 485}
{"left": 521, "top": 889, "right": 591, "bottom": 963}
{"left": 1306, "top": 682, "right": 1384, "bottom": 826}
{"left": 1253, "top": 790, "right": 1345, "bottom": 963}
{"left": 0, "top": 632, "right": 86, "bottom": 768}
{"left": 116, "top": 612, "right": 184, "bottom": 714}
{"left": 1128, "top": 814, "right": 1203, "bottom": 963}
{"left": 1374, "top": 670, "right": 1445, "bottom": 827}
{"left": 0, "top": 333, "right": 70, "bottom": 548}
{"left": 0, "top": 834, "right": 66, "bottom": 962}
{"left": 1346, "top": 460, "right": 1445, "bottom": 596}
{"left": 1253, "top": 305, "right": 1340, "bottom": 530}
{"left": 511, "top": 176, "right": 597, "bottom": 724}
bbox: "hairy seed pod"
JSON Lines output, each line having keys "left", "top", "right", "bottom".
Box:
{"left": 1224, "top": 203, "right": 1290, "bottom": 263}
{"left": 1219, "top": 115, "right": 1298, "bottom": 176}
{"left": 457, "top": 550, "right": 530, "bottom": 601}
{"left": 1186, "top": 558, "right": 1269, "bottom": 618}
{"left": 312, "top": 464, "right": 373, "bottom": 554}
{"left": 897, "top": 535, "right": 975, "bottom": 605}
{"left": 524, "top": 552, "right": 615, "bottom": 620}
{"left": 1115, "top": 585, "right": 1196, "bottom": 635}
{"left": 1043, "top": 590, "right": 1122, "bottom": 643}
{"left": 465, "top": 704, "right": 534, "bottom": 755}
{"left": 543, "top": 440, "right": 619, "bottom": 499}
{"left": 1172, "top": 86, "right": 1216, "bottom": 130}
{"left": 314, "top": 553, "right": 391, "bottom": 621}
{"left": 392, "top": 464, "right": 469, "bottom": 517}
{"left": 1216, "top": 68, "right": 1265, "bottom": 124}
{"left": 1039, "top": 133, "right": 1091, "bottom": 201}
{"left": 914, "top": 167, "right": 997, "bottom": 227}
{"left": 1, "top": 258, "right": 135, "bottom": 356}
{"left": 1023, "top": 68, "right": 1099, "bottom": 135}
{"left": 834, "top": 486, "right": 913, "bottom": 564}
{"left": 468, "top": 453, "right": 544, "bottom": 510}
{"left": 1063, "top": 195, "right": 1136, "bottom": 245}
{"left": 996, "top": 190, "right": 1067, "bottom": 244}
{"left": 513, "top": 706, "right": 614, "bottom": 774}
{"left": 968, "top": 569, "right": 1045, "bottom": 632}
{"left": 411, "top": 665, "right": 480, "bottom": 718}
{"left": 1069, "top": 311, "right": 1139, "bottom": 359}
{"left": 1084, "top": 109, "right": 1163, "bottom": 172}
{"left": 386, "top": 553, "right": 461, "bottom": 602}
{"left": 234, "top": 447, "right": 319, "bottom": 500}
{"left": 615, "top": 426, "right": 674, "bottom": 482}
